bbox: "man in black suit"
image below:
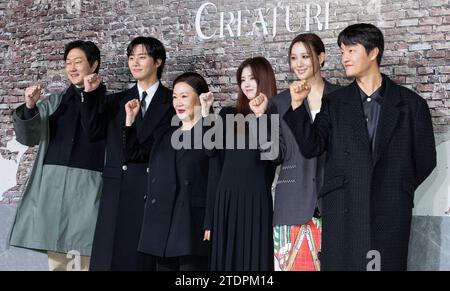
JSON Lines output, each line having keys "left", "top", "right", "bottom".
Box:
{"left": 81, "top": 36, "right": 175, "bottom": 270}
{"left": 285, "top": 23, "right": 436, "bottom": 270}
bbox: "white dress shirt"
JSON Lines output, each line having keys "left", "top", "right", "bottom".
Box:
{"left": 137, "top": 81, "right": 160, "bottom": 113}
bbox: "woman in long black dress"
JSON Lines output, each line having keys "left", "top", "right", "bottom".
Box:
{"left": 206, "top": 56, "right": 278, "bottom": 271}
{"left": 123, "top": 72, "right": 218, "bottom": 271}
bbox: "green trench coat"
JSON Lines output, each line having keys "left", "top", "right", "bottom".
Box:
{"left": 7, "top": 90, "right": 102, "bottom": 256}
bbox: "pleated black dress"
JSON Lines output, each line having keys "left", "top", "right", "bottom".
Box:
{"left": 210, "top": 107, "right": 275, "bottom": 271}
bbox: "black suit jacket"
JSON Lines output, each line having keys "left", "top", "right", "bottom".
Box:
{"left": 81, "top": 83, "right": 175, "bottom": 270}
{"left": 285, "top": 76, "right": 436, "bottom": 270}
{"left": 125, "top": 121, "right": 219, "bottom": 257}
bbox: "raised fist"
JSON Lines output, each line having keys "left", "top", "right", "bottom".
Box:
{"left": 249, "top": 93, "right": 268, "bottom": 118}
{"left": 290, "top": 80, "right": 311, "bottom": 110}
{"left": 24, "top": 84, "right": 41, "bottom": 109}
{"left": 125, "top": 99, "right": 141, "bottom": 126}
{"left": 199, "top": 91, "right": 214, "bottom": 117}
{"left": 83, "top": 73, "right": 102, "bottom": 92}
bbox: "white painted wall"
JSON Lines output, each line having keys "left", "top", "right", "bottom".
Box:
{"left": 0, "top": 139, "right": 27, "bottom": 201}
{"left": 414, "top": 139, "right": 450, "bottom": 217}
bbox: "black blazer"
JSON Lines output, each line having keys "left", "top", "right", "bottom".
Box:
{"left": 81, "top": 83, "right": 175, "bottom": 270}
{"left": 125, "top": 120, "right": 219, "bottom": 257}
{"left": 284, "top": 75, "right": 436, "bottom": 270}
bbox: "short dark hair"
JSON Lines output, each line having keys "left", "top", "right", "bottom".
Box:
{"left": 288, "top": 33, "right": 326, "bottom": 73}
{"left": 337, "top": 23, "right": 384, "bottom": 66}
{"left": 173, "top": 72, "right": 209, "bottom": 96}
{"left": 127, "top": 36, "right": 166, "bottom": 79}
{"left": 64, "top": 40, "right": 101, "bottom": 73}
{"left": 236, "top": 56, "right": 277, "bottom": 115}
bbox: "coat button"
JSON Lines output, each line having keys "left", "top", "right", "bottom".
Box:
{"left": 143, "top": 195, "right": 147, "bottom": 201}
{"left": 151, "top": 198, "right": 156, "bottom": 204}
{"left": 122, "top": 165, "right": 128, "bottom": 171}
{"left": 146, "top": 168, "right": 149, "bottom": 173}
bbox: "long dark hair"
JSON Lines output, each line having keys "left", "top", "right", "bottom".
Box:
{"left": 235, "top": 56, "right": 277, "bottom": 115}
{"left": 288, "top": 33, "right": 326, "bottom": 74}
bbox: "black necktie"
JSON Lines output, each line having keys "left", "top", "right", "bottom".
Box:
{"left": 140, "top": 91, "right": 148, "bottom": 117}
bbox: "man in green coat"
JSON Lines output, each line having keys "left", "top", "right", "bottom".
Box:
{"left": 8, "top": 40, "right": 106, "bottom": 271}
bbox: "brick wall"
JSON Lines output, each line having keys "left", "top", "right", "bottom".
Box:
{"left": 1, "top": 0, "right": 449, "bottom": 203}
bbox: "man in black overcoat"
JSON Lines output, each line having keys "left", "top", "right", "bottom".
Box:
{"left": 81, "top": 36, "right": 175, "bottom": 270}
{"left": 284, "top": 23, "right": 436, "bottom": 271}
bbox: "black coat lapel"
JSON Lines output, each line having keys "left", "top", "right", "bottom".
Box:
{"left": 343, "top": 82, "right": 371, "bottom": 150}
{"left": 165, "top": 128, "right": 178, "bottom": 190}
{"left": 118, "top": 85, "right": 139, "bottom": 127}
{"left": 372, "top": 77, "right": 402, "bottom": 166}
{"left": 166, "top": 130, "right": 177, "bottom": 185}
{"left": 124, "top": 84, "right": 139, "bottom": 103}
{"left": 150, "top": 128, "right": 177, "bottom": 191}
{"left": 136, "top": 83, "right": 173, "bottom": 143}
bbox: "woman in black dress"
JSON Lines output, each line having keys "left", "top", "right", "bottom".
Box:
{"left": 123, "top": 72, "right": 218, "bottom": 271}
{"left": 206, "top": 56, "right": 278, "bottom": 271}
